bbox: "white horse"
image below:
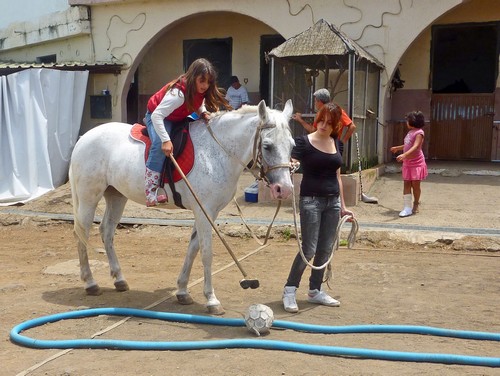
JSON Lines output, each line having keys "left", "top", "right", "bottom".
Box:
{"left": 69, "top": 99, "right": 295, "bottom": 314}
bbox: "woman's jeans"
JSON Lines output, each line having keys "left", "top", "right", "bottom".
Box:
{"left": 286, "top": 195, "right": 341, "bottom": 291}
{"left": 145, "top": 111, "right": 173, "bottom": 172}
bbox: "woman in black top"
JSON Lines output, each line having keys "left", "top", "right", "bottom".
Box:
{"left": 283, "top": 102, "right": 354, "bottom": 313}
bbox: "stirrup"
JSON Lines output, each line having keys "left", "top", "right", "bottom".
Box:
{"left": 145, "top": 188, "right": 167, "bottom": 207}
{"left": 157, "top": 187, "right": 168, "bottom": 203}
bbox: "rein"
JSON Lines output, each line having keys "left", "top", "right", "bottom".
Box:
{"left": 232, "top": 197, "right": 281, "bottom": 246}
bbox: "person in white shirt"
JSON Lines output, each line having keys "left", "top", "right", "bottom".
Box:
{"left": 225, "top": 76, "right": 249, "bottom": 110}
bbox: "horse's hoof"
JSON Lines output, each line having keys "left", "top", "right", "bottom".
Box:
{"left": 85, "top": 285, "right": 102, "bottom": 296}
{"left": 176, "top": 293, "right": 194, "bottom": 305}
{"left": 207, "top": 305, "right": 225, "bottom": 315}
{"left": 114, "top": 280, "right": 129, "bottom": 292}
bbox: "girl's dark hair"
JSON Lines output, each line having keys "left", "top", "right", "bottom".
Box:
{"left": 406, "top": 111, "right": 425, "bottom": 128}
{"left": 166, "top": 58, "right": 230, "bottom": 112}
{"left": 314, "top": 102, "right": 342, "bottom": 137}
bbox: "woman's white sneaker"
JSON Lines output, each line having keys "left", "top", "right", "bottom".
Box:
{"left": 283, "top": 286, "right": 299, "bottom": 313}
{"left": 307, "top": 289, "right": 340, "bottom": 307}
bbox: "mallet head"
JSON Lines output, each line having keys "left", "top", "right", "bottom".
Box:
{"left": 240, "top": 279, "right": 260, "bottom": 289}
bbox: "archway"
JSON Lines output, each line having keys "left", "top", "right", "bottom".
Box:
{"left": 122, "top": 12, "right": 283, "bottom": 124}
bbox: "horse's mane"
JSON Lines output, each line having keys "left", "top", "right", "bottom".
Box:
{"left": 234, "top": 105, "right": 259, "bottom": 115}
{"left": 208, "top": 104, "right": 291, "bottom": 133}
{"left": 209, "top": 105, "right": 258, "bottom": 120}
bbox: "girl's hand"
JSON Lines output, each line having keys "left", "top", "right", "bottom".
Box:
{"left": 290, "top": 160, "right": 300, "bottom": 172}
{"left": 390, "top": 146, "right": 398, "bottom": 153}
{"left": 162, "top": 140, "right": 173, "bottom": 157}
{"left": 201, "top": 111, "right": 210, "bottom": 123}
{"left": 396, "top": 153, "right": 405, "bottom": 162}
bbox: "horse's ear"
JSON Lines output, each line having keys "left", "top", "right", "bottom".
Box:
{"left": 283, "top": 99, "right": 293, "bottom": 120}
{"left": 258, "top": 100, "right": 269, "bottom": 123}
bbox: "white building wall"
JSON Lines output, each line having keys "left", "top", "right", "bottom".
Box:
{"left": 2, "top": 0, "right": 497, "bottom": 161}
{"left": 1, "top": 0, "right": 465, "bottom": 101}
{"left": 0, "top": 0, "right": 69, "bottom": 27}
{"left": 74, "top": 0, "right": 455, "bottom": 116}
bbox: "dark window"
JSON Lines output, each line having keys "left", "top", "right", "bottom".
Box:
{"left": 36, "top": 54, "right": 57, "bottom": 64}
{"left": 183, "top": 38, "right": 232, "bottom": 89}
{"left": 431, "top": 23, "right": 499, "bottom": 93}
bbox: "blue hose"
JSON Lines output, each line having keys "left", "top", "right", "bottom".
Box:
{"left": 10, "top": 307, "right": 500, "bottom": 367}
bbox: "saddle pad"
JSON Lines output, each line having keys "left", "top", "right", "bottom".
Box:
{"left": 129, "top": 123, "right": 194, "bottom": 183}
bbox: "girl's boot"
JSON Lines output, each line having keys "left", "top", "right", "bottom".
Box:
{"left": 399, "top": 194, "right": 413, "bottom": 217}
{"left": 145, "top": 167, "right": 167, "bottom": 207}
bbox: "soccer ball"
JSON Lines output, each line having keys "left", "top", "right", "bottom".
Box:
{"left": 244, "top": 304, "right": 274, "bottom": 336}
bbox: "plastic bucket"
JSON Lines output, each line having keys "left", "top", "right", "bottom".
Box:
{"left": 244, "top": 182, "right": 259, "bottom": 203}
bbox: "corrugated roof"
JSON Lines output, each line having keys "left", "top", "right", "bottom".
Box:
{"left": 0, "top": 61, "right": 123, "bottom": 76}
{"left": 269, "top": 19, "right": 384, "bottom": 69}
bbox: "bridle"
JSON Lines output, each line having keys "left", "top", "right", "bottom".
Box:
{"left": 206, "top": 116, "right": 292, "bottom": 185}
{"left": 250, "top": 121, "right": 294, "bottom": 184}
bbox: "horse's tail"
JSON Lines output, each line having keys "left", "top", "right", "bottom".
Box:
{"left": 69, "top": 163, "right": 89, "bottom": 248}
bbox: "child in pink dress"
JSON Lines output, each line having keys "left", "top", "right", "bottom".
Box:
{"left": 390, "top": 111, "right": 428, "bottom": 217}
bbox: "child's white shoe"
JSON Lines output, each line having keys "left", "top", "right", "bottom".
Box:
{"left": 399, "top": 194, "right": 413, "bottom": 217}
{"left": 399, "top": 207, "right": 413, "bottom": 217}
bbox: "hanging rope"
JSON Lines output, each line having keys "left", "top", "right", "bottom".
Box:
{"left": 290, "top": 169, "right": 359, "bottom": 285}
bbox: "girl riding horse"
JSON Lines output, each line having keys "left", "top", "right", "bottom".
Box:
{"left": 145, "top": 58, "right": 230, "bottom": 206}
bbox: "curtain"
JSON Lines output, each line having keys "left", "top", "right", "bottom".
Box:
{"left": 0, "top": 68, "right": 88, "bottom": 205}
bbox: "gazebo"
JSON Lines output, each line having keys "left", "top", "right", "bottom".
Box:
{"left": 268, "top": 19, "right": 384, "bottom": 171}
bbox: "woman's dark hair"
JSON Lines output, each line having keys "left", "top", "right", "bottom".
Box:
{"left": 406, "top": 111, "right": 425, "bottom": 128}
{"left": 166, "top": 58, "right": 230, "bottom": 112}
{"left": 314, "top": 102, "right": 342, "bottom": 137}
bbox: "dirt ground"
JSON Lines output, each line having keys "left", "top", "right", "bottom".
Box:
{"left": 1, "top": 169, "right": 499, "bottom": 375}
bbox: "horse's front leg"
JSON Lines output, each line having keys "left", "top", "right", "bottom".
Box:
{"left": 179, "top": 210, "right": 224, "bottom": 315}
{"left": 194, "top": 211, "right": 224, "bottom": 315}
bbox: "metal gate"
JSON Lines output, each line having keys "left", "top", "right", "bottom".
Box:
{"left": 430, "top": 94, "right": 495, "bottom": 160}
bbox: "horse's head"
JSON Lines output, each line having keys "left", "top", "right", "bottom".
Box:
{"left": 255, "top": 99, "right": 295, "bottom": 200}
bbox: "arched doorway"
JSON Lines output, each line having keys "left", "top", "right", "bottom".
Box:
{"left": 430, "top": 22, "right": 498, "bottom": 160}
{"left": 125, "top": 12, "right": 283, "bottom": 124}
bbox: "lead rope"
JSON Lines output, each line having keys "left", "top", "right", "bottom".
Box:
{"left": 233, "top": 197, "right": 282, "bottom": 246}
{"left": 205, "top": 119, "right": 287, "bottom": 245}
{"left": 290, "top": 168, "right": 359, "bottom": 287}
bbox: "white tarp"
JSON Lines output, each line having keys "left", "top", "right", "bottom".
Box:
{"left": 0, "top": 68, "right": 88, "bottom": 205}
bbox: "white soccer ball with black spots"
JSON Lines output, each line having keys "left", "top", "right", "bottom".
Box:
{"left": 244, "top": 304, "right": 274, "bottom": 336}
